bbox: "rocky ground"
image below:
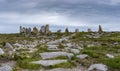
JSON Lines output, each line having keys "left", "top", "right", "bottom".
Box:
{"left": 0, "top": 32, "right": 120, "bottom": 71}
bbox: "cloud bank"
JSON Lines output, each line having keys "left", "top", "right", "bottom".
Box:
{"left": 0, "top": 0, "right": 120, "bottom": 33}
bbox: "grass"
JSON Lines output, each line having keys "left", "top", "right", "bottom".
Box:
{"left": 102, "top": 57, "right": 120, "bottom": 70}
{"left": 47, "top": 62, "right": 76, "bottom": 69}
{"left": 17, "top": 58, "right": 41, "bottom": 70}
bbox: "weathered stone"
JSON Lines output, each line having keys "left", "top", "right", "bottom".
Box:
{"left": 40, "top": 52, "right": 73, "bottom": 59}
{"left": 31, "top": 60, "right": 67, "bottom": 66}
{"left": 0, "top": 48, "right": 4, "bottom": 55}
{"left": 70, "top": 49, "right": 80, "bottom": 54}
{"left": 88, "top": 28, "right": 92, "bottom": 32}
{"left": 47, "top": 45, "right": 59, "bottom": 50}
{"left": 5, "top": 42, "right": 13, "bottom": 50}
{"left": 0, "top": 66, "right": 12, "bottom": 71}
{"left": 106, "top": 54, "right": 114, "bottom": 58}
{"left": 33, "top": 27, "right": 38, "bottom": 33}
{"left": 20, "top": 26, "right": 31, "bottom": 34}
{"left": 40, "top": 26, "right": 45, "bottom": 33}
{"left": 88, "top": 64, "right": 108, "bottom": 71}
{"left": 45, "top": 24, "right": 50, "bottom": 34}
{"left": 57, "top": 29, "right": 61, "bottom": 33}
{"left": 75, "top": 29, "right": 79, "bottom": 33}
{"left": 65, "top": 28, "right": 69, "bottom": 33}
{"left": 76, "top": 54, "right": 88, "bottom": 59}
{"left": 98, "top": 25, "right": 103, "bottom": 33}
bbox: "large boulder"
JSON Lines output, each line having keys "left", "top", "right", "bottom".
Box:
{"left": 88, "top": 64, "right": 108, "bottom": 71}
{"left": 0, "top": 48, "right": 4, "bottom": 55}
{"left": 0, "top": 66, "right": 12, "bottom": 71}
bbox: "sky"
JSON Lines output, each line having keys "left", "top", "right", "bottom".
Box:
{"left": 0, "top": 0, "right": 120, "bottom": 33}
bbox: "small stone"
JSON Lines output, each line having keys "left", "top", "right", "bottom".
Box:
{"left": 106, "top": 54, "right": 114, "bottom": 58}
{"left": 76, "top": 54, "right": 88, "bottom": 59}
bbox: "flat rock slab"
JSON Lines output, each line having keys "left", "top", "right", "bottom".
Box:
{"left": 0, "top": 66, "right": 12, "bottom": 71}
{"left": 31, "top": 60, "right": 67, "bottom": 66}
{"left": 76, "top": 54, "right": 88, "bottom": 59}
{"left": 40, "top": 52, "right": 73, "bottom": 59}
{"left": 70, "top": 49, "right": 80, "bottom": 54}
{"left": 88, "top": 64, "right": 108, "bottom": 71}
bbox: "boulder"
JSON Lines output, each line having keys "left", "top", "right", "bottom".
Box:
{"left": 76, "top": 54, "right": 88, "bottom": 59}
{"left": 0, "top": 48, "right": 4, "bottom": 55}
{"left": 31, "top": 60, "right": 67, "bottom": 66}
{"left": 88, "top": 64, "right": 108, "bottom": 71}
{"left": 5, "top": 42, "right": 13, "bottom": 49}
{"left": 0, "top": 66, "right": 12, "bottom": 71}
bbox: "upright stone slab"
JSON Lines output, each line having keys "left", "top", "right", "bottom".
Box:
{"left": 98, "top": 25, "right": 103, "bottom": 33}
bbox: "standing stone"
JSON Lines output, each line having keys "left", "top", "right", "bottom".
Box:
{"left": 20, "top": 26, "right": 22, "bottom": 33}
{"left": 57, "top": 29, "right": 61, "bottom": 33}
{"left": 75, "top": 29, "right": 79, "bottom": 33}
{"left": 45, "top": 24, "right": 50, "bottom": 34}
{"left": 40, "top": 26, "right": 45, "bottom": 33}
{"left": 33, "top": 27, "right": 38, "bottom": 33}
{"left": 98, "top": 25, "right": 103, "bottom": 33}
{"left": 65, "top": 28, "right": 69, "bottom": 33}
{"left": 88, "top": 28, "right": 92, "bottom": 32}
{"left": 28, "top": 27, "right": 31, "bottom": 34}
{"left": 39, "top": 24, "right": 51, "bottom": 34}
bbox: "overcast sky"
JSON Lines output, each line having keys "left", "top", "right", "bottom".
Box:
{"left": 0, "top": 0, "right": 120, "bottom": 33}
